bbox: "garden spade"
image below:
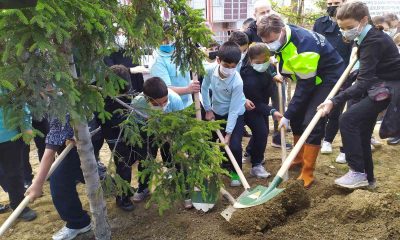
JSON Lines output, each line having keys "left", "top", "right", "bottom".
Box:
{"left": 232, "top": 47, "right": 359, "bottom": 209}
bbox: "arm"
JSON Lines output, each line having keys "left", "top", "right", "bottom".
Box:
{"left": 201, "top": 68, "right": 212, "bottom": 112}
{"left": 226, "top": 83, "right": 245, "bottom": 134}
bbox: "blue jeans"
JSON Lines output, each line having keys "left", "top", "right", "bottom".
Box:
{"left": 50, "top": 146, "right": 91, "bottom": 229}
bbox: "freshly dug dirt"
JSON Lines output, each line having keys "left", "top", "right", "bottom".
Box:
{"left": 227, "top": 180, "right": 310, "bottom": 234}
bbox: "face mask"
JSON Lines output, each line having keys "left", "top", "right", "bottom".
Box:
{"left": 252, "top": 62, "right": 270, "bottom": 73}
{"left": 267, "top": 31, "right": 283, "bottom": 52}
{"left": 163, "top": 100, "right": 169, "bottom": 111}
{"left": 326, "top": 6, "right": 338, "bottom": 17}
{"left": 383, "top": 30, "right": 391, "bottom": 36}
{"left": 115, "top": 35, "right": 127, "bottom": 49}
{"left": 341, "top": 23, "right": 361, "bottom": 41}
{"left": 219, "top": 65, "right": 236, "bottom": 79}
{"left": 241, "top": 52, "right": 247, "bottom": 61}
{"left": 389, "top": 28, "right": 397, "bottom": 37}
{"left": 160, "top": 44, "right": 175, "bottom": 53}
{"left": 397, "top": 46, "right": 400, "bottom": 54}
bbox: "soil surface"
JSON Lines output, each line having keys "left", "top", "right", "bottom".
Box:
{"left": 1, "top": 125, "right": 400, "bottom": 240}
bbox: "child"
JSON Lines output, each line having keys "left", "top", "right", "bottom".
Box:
{"left": 228, "top": 31, "right": 249, "bottom": 72}
{"left": 240, "top": 43, "right": 283, "bottom": 178}
{"left": 201, "top": 41, "right": 246, "bottom": 187}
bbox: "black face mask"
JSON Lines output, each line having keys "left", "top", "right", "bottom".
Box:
{"left": 327, "top": 6, "right": 338, "bottom": 17}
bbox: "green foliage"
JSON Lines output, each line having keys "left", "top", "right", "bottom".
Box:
{"left": 120, "top": 106, "right": 228, "bottom": 215}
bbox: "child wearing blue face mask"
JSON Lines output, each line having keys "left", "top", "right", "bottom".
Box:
{"left": 201, "top": 41, "right": 246, "bottom": 187}
{"left": 150, "top": 24, "right": 200, "bottom": 108}
{"left": 240, "top": 43, "right": 283, "bottom": 178}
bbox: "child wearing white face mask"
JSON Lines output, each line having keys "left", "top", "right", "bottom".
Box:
{"left": 201, "top": 41, "right": 246, "bottom": 187}
{"left": 240, "top": 43, "right": 283, "bottom": 178}
{"left": 228, "top": 31, "right": 249, "bottom": 72}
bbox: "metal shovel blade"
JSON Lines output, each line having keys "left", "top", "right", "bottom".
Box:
{"left": 221, "top": 205, "right": 236, "bottom": 221}
{"left": 191, "top": 178, "right": 218, "bottom": 212}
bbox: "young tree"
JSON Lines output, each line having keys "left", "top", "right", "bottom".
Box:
{"left": 0, "top": 0, "right": 212, "bottom": 238}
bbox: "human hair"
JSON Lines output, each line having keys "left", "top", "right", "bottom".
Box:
{"left": 254, "top": 0, "right": 271, "bottom": 13}
{"left": 143, "top": 77, "right": 168, "bottom": 99}
{"left": 384, "top": 13, "right": 399, "bottom": 22}
{"left": 372, "top": 16, "right": 389, "bottom": 31}
{"left": 257, "top": 14, "right": 285, "bottom": 38}
{"left": 217, "top": 41, "right": 241, "bottom": 64}
{"left": 228, "top": 31, "right": 249, "bottom": 47}
{"left": 336, "top": 1, "right": 370, "bottom": 22}
{"left": 248, "top": 43, "right": 270, "bottom": 60}
{"left": 243, "top": 17, "right": 255, "bottom": 28}
{"left": 394, "top": 33, "right": 400, "bottom": 45}
{"left": 109, "top": 65, "right": 132, "bottom": 94}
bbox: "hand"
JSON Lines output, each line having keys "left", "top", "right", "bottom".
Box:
{"left": 25, "top": 182, "right": 43, "bottom": 203}
{"left": 273, "top": 111, "right": 283, "bottom": 121}
{"left": 205, "top": 111, "right": 215, "bottom": 121}
{"left": 224, "top": 134, "right": 231, "bottom": 145}
{"left": 278, "top": 117, "right": 290, "bottom": 130}
{"left": 245, "top": 99, "right": 255, "bottom": 111}
{"left": 273, "top": 74, "right": 284, "bottom": 83}
{"left": 130, "top": 66, "right": 150, "bottom": 74}
{"left": 65, "top": 139, "right": 76, "bottom": 146}
{"left": 188, "top": 80, "right": 201, "bottom": 93}
{"left": 317, "top": 99, "right": 334, "bottom": 117}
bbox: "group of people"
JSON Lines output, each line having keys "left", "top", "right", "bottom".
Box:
{"left": 1, "top": 0, "right": 400, "bottom": 239}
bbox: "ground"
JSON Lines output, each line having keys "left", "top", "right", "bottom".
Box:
{"left": 1, "top": 125, "right": 400, "bottom": 240}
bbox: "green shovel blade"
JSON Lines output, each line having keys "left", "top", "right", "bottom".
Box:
{"left": 233, "top": 177, "right": 285, "bottom": 209}
{"left": 191, "top": 178, "right": 219, "bottom": 212}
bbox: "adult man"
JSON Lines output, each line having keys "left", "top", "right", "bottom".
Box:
{"left": 245, "top": 0, "right": 275, "bottom": 44}
{"left": 312, "top": 0, "right": 352, "bottom": 155}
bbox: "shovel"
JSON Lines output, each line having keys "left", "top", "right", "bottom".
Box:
{"left": 233, "top": 47, "right": 359, "bottom": 209}
{"left": 277, "top": 74, "right": 289, "bottom": 181}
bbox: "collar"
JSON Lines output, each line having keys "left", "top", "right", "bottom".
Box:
{"left": 322, "top": 16, "right": 330, "bottom": 23}
{"left": 356, "top": 24, "right": 372, "bottom": 45}
{"left": 213, "top": 65, "right": 236, "bottom": 84}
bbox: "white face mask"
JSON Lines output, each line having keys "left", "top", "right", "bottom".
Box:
{"left": 219, "top": 65, "right": 236, "bottom": 79}
{"left": 389, "top": 28, "right": 397, "bottom": 37}
{"left": 252, "top": 62, "right": 270, "bottom": 73}
{"left": 340, "top": 23, "right": 362, "bottom": 41}
{"left": 115, "top": 35, "right": 127, "bottom": 49}
{"left": 267, "top": 31, "right": 283, "bottom": 52}
{"left": 149, "top": 100, "right": 169, "bottom": 111}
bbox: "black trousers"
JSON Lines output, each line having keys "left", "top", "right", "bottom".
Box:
{"left": 324, "top": 101, "right": 345, "bottom": 143}
{"left": 0, "top": 139, "right": 25, "bottom": 209}
{"left": 340, "top": 97, "right": 390, "bottom": 182}
{"left": 245, "top": 110, "right": 268, "bottom": 167}
{"left": 290, "top": 84, "right": 333, "bottom": 145}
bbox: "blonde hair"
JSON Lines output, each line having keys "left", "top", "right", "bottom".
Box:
{"left": 393, "top": 33, "right": 400, "bottom": 45}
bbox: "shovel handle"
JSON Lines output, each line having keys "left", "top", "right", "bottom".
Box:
{"left": 277, "top": 81, "right": 288, "bottom": 181}
{"left": 276, "top": 47, "right": 358, "bottom": 179}
{"left": 192, "top": 74, "right": 202, "bottom": 121}
{"left": 220, "top": 188, "right": 236, "bottom": 205}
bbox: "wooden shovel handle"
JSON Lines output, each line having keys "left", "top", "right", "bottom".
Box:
{"left": 193, "top": 73, "right": 202, "bottom": 120}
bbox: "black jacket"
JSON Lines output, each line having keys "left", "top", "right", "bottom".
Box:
{"left": 332, "top": 27, "right": 400, "bottom": 106}
{"left": 313, "top": 16, "right": 352, "bottom": 66}
{"left": 244, "top": 20, "right": 262, "bottom": 44}
{"left": 240, "top": 57, "right": 275, "bottom": 117}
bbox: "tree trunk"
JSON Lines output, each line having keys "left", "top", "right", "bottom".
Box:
{"left": 69, "top": 54, "right": 111, "bottom": 239}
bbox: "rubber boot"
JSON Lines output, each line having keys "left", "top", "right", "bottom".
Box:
{"left": 290, "top": 135, "right": 304, "bottom": 169}
{"left": 297, "top": 143, "right": 320, "bottom": 188}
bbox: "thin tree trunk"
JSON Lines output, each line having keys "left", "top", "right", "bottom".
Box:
{"left": 69, "top": 54, "right": 111, "bottom": 239}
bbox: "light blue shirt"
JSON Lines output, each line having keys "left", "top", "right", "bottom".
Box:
{"left": 150, "top": 50, "right": 193, "bottom": 108}
{"left": 352, "top": 24, "right": 373, "bottom": 71}
{"left": 165, "top": 89, "right": 185, "bottom": 113}
{"left": 201, "top": 64, "right": 246, "bottom": 134}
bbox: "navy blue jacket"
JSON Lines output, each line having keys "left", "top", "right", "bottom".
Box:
{"left": 244, "top": 20, "right": 262, "bottom": 44}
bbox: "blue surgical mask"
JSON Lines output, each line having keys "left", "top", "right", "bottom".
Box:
{"left": 252, "top": 62, "right": 270, "bottom": 73}
{"left": 160, "top": 44, "right": 175, "bottom": 53}
{"left": 267, "top": 31, "right": 283, "bottom": 52}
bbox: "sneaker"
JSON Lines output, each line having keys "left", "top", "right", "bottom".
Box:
{"left": 320, "top": 141, "right": 333, "bottom": 154}
{"left": 336, "top": 152, "right": 346, "bottom": 164}
{"left": 230, "top": 172, "right": 241, "bottom": 187}
{"left": 132, "top": 188, "right": 150, "bottom": 203}
{"left": 52, "top": 224, "right": 92, "bottom": 240}
{"left": 271, "top": 135, "right": 293, "bottom": 149}
{"left": 0, "top": 204, "right": 9, "bottom": 214}
{"left": 387, "top": 136, "right": 400, "bottom": 145}
{"left": 17, "top": 207, "right": 37, "bottom": 221}
{"left": 184, "top": 199, "right": 193, "bottom": 209}
{"left": 370, "top": 137, "right": 382, "bottom": 148}
{"left": 368, "top": 180, "right": 377, "bottom": 190}
{"left": 250, "top": 165, "right": 271, "bottom": 179}
{"left": 334, "top": 170, "right": 369, "bottom": 189}
{"left": 116, "top": 196, "right": 134, "bottom": 212}
{"left": 242, "top": 152, "right": 251, "bottom": 164}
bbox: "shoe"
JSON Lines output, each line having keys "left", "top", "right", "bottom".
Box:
{"left": 271, "top": 134, "right": 293, "bottom": 150}
{"left": 184, "top": 199, "right": 193, "bottom": 209}
{"left": 335, "top": 152, "right": 347, "bottom": 164}
{"left": 132, "top": 188, "right": 150, "bottom": 202}
{"left": 116, "top": 196, "right": 134, "bottom": 212}
{"left": 290, "top": 135, "right": 304, "bottom": 168}
{"left": 387, "top": 136, "right": 400, "bottom": 145}
{"left": 297, "top": 144, "right": 320, "bottom": 188}
{"left": 371, "top": 144, "right": 376, "bottom": 152}
{"left": 368, "top": 179, "right": 377, "bottom": 190}
{"left": 52, "top": 224, "right": 92, "bottom": 240}
{"left": 242, "top": 152, "right": 251, "bottom": 164}
{"left": 17, "top": 207, "right": 37, "bottom": 221}
{"left": 0, "top": 204, "right": 9, "bottom": 214}
{"left": 370, "top": 137, "right": 382, "bottom": 147}
{"left": 250, "top": 165, "right": 271, "bottom": 179}
{"left": 230, "top": 172, "right": 241, "bottom": 187}
{"left": 334, "top": 170, "right": 369, "bottom": 189}
{"left": 320, "top": 141, "right": 333, "bottom": 154}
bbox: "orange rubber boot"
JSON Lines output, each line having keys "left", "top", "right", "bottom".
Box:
{"left": 297, "top": 143, "right": 320, "bottom": 188}
{"left": 290, "top": 135, "right": 304, "bottom": 168}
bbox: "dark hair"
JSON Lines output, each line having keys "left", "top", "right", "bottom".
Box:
{"left": 143, "top": 77, "right": 168, "bottom": 99}
{"left": 242, "top": 17, "right": 255, "bottom": 28}
{"left": 109, "top": 65, "right": 132, "bottom": 94}
{"left": 384, "top": 13, "right": 399, "bottom": 22}
{"left": 257, "top": 14, "right": 285, "bottom": 38}
{"left": 248, "top": 43, "right": 270, "bottom": 60}
{"left": 228, "top": 31, "right": 249, "bottom": 47}
{"left": 372, "top": 16, "right": 389, "bottom": 31}
{"left": 218, "top": 41, "right": 241, "bottom": 64}
{"left": 336, "top": 1, "right": 370, "bottom": 22}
